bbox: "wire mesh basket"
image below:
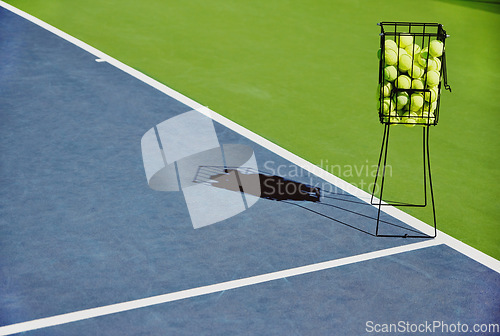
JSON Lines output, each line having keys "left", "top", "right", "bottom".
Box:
{"left": 377, "top": 22, "right": 451, "bottom": 126}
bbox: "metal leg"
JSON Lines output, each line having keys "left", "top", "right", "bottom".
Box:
{"left": 425, "top": 126, "right": 438, "bottom": 238}
{"left": 371, "top": 125, "right": 437, "bottom": 238}
{"left": 371, "top": 124, "right": 388, "bottom": 206}
{"left": 376, "top": 124, "right": 391, "bottom": 236}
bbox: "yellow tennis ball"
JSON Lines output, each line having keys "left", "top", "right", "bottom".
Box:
{"left": 396, "top": 92, "right": 409, "bottom": 109}
{"left": 409, "top": 63, "right": 424, "bottom": 79}
{"left": 399, "top": 35, "right": 413, "bottom": 49}
{"left": 384, "top": 49, "right": 398, "bottom": 65}
{"left": 384, "top": 65, "right": 398, "bottom": 82}
{"left": 404, "top": 43, "right": 421, "bottom": 57}
{"left": 411, "top": 79, "right": 425, "bottom": 90}
{"left": 378, "top": 81, "right": 392, "bottom": 97}
{"left": 401, "top": 111, "right": 418, "bottom": 127}
{"left": 398, "top": 53, "right": 413, "bottom": 72}
{"left": 385, "top": 39, "right": 398, "bottom": 52}
{"left": 425, "top": 70, "right": 440, "bottom": 87}
{"left": 427, "top": 57, "right": 441, "bottom": 71}
{"left": 434, "top": 57, "right": 441, "bottom": 72}
{"left": 429, "top": 40, "right": 444, "bottom": 57}
{"left": 416, "top": 48, "right": 430, "bottom": 68}
{"left": 427, "top": 57, "right": 441, "bottom": 72}
{"left": 410, "top": 94, "right": 424, "bottom": 111}
{"left": 376, "top": 83, "right": 391, "bottom": 99}
{"left": 423, "top": 87, "right": 439, "bottom": 102}
{"left": 382, "top": 105, "right": 399, "bottom": 124}
{"left": 396, "top": 75, "right": 411, "bottom": 89}
{"left": 383, "top": 98, "right": 396, "bottom": 113}
{"left": 423, "top": 101, "right": 437, "bottom": 113}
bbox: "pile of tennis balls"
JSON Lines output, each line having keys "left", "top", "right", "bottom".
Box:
{"left": 377, "top": 35, "right": 443, "bottom": 127}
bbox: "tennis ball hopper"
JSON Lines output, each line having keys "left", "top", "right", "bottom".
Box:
{"left": 372, "top": 22, "right": 452, "bottom": 238}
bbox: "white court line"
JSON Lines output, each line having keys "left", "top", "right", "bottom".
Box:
{"left": 0, "top": 240, "right": 440, "bottom": 336}
{"left": 0, "top": 1, "right": 499, "bottom": 334}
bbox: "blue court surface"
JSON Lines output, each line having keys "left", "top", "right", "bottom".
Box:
{"left": 1, "top": 4, "right": 499, "bottom": 336}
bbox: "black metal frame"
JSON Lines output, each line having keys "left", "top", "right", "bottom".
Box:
{"left": 370, "top": 124, "right": 437, "bottom": 238}
{"left": 372, "top": 22, "right": 451, "bottom": 238}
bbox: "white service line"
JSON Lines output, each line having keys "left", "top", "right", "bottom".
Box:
{"left": 0, "top": 240, "right": 440, "bottom": 336}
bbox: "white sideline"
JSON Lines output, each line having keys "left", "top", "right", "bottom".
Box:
{"left": 0, "top": 1, "right": 499, "bottom": 334}
{"left": 0, "top": 240, "right": 440, "bottom": 336}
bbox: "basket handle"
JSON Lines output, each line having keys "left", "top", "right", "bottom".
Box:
{"left": 442, "top": 34, "right": 452, "bottom": 92}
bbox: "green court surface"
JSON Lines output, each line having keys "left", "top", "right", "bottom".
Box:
{"left": 4, "top": 0, "right": 499, "bottom": 258}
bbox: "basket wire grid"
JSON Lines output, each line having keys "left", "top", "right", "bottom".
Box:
{"left": 377, "top": 22, "right": 450, "bottom": 126}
